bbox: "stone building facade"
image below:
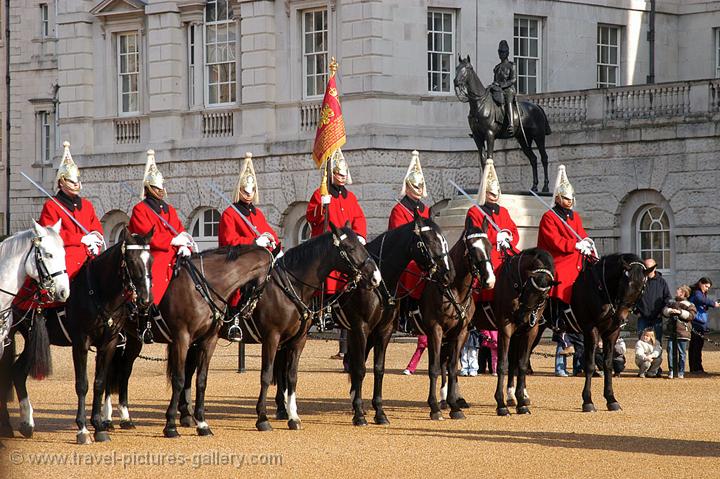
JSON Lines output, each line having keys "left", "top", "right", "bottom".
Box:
{"left": 1, "top": 0, "right": 720, "bottom": 305}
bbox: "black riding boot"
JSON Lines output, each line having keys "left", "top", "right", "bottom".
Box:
{"left": 504, "top": 101, "right": 515, "bottom": 135}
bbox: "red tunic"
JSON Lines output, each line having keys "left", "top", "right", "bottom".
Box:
{"left": 388, "top": 197, "right": 430, "bottom": 300}
{"left": 128, "top": 199, "right": 185, "bottom": 306}
{"left": 306, "top": 186, "right": 367, "bottom": 294}
{"left": 467, "top": 204, "right": 519, "bottom": 302}
{"left": 536, "top": 206, "right": 588, "bottom": 304}
{"left": 14, "top": 194, "right": 103, "bottom": 309}
{"left": 218, "top": 203, "right": 278, "bottom": 306}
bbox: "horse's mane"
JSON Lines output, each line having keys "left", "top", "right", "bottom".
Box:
{"left": 0, "top": 228, "right": 34, "bottom": 261}
{"left": 278, "top": 232, "right": 334, "bottom": 272}
{"left": 197, "top": 244, "right": 260, "bottom": 262}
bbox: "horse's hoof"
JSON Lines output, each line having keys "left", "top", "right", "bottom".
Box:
{"left": 430, "top": 411, "right": 444, "bottom": 421}
{"left": 457, "top": 398, "right": 470, "bottom": 409}
{"left": 531, "top": 185, "right": 539, "bottom": 193}
{"left": 542, "top": 184, "right": 550, "bottom": 193}
{"left": 352, "top": 416, "right": 368, "bottom": 427}
{"left": 506, "top": 397, "right": 516, "bottom": 407}
{"left": 449, "top": 410, "right": 465, "bottom": 420}
{"left": 119, "top": 420, "right": 136, "bottom": 430}
{"left": 607, "top": 402, "right": 622, "bottom": 412}
{"left": 524, "top": 398, "right": 532, "bottom": 406}
{"left": 582, "top": 403, "right": 597, "bottom": 413}
{"left": 288, "top": 420, "right": 302, "bottom": 430}
{"left": 102, "top": 421, "right": 115, "bottom": 432}
{"left": 256, "top": 420, "right": 272, "bottom": 432}
{"left": 0, "top": 425, "right": 14, "bottom": 438}
{"left": 373, "top": 414, "right": 390, "bottom": 426}
{"left": 76, "top": 432, "right": 93, "bottom": 445}
{"left": 275, "top": 410, "right": 289, "bottom": 420}
{"left": 180, "top": 415, "right": 194, "bottom": 428}
{"left": 18, "top": 422, "right": 33, "bottom": 439}
{"left": 163, "top": 426, "right": 180, "bottom": 438}
{"left": 197, "top": 427, "right": 213, "bottom": 437}
{"left": 439, "top": 400, "right": 448, "bottom": 410}
{"left": 497, "top": 407, "right": 510, "bottom": 417}
{"left": 94, "top": 431, "right": 111, "bottom": 442}
{"left": 517, "top": 406, "right": 531, "bottom": 415}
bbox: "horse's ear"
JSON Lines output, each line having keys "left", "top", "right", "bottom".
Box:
{"left": 118, "top": 227, "right": 129, "bottom": 244}
{"left": 344, "top": 220, "right": 351, "bottom": 229}
{"left": 32, "top": 220, "right": 46, "bottom": 237}
{"left": 466, "top": 54, "right": 470, "bottom": 63}
{"left": 50, "top": 219, "right": 62, "bottom": 235}
{"left": 143, "top": 225, "right": 155, "bottom": 243}
{"left": 458, "top": 54, "right": 462, "bottom": 64}
{"left": 464, "top": 215, "right": 474, "bottom": 232}
{"left": 328, "top": 221, "right": 339, "bottom": 237}
{"left": 644, "top": 263, "right": 656, "bottom": 276}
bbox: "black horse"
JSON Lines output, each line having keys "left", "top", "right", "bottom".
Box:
{"left": 570, "top": 254, "right": 649, "bottom": 412}
{"left": 484, "top": 248, "right": 556, "bottom": 415}
{"left": 454, "top": 55, "right": 552, "bottom": 192}
{"left": 287, "top": 215, "right": 451, "bottom": 427}
{"left": 0, "top": 228, "right": 154, "bottom": 443}
{"left": 419, "top": 220, "right": 494, "bottom": 421}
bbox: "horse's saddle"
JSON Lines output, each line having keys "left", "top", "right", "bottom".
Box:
{"left": 488, "top": 84, "right": 504, "bottom": 106}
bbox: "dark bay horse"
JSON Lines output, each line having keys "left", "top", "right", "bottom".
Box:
{"left": 98, "top": 243, "right": 274, "bottom": 438}
{"left": 454, "top": 55, "right": 552, "bottom": 192}
{"left": 297, "top": 215, "right": 451, "bottom": 427}
{"left": 419, "top": 220, "right": 494, "bottom": 421}
{"left": 570, "top": 254, "right": 648, "bottom": 412}
{"left": 485, "top": 248, "right": 556, "bottom": 415}
{"left": 0, "top": 228, "right": 154, "bottom": 443}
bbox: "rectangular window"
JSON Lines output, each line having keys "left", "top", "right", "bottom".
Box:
{"left": 39, "top": 111, "right": 51, "bottom": 164}
{"left": 117, "top": 32, "right": 139, "bottom": 114}
{"left": 597, "top": 25, "right": 620, "bottom": 88}
{"left": 514, "top": 16, "right": 541, "bottom": 94}
{"left": 427, "top": 9, "right": 454, "bottom": 93}
{"left": 188, "top": 25, "right": 196, "bottom": 106}
{"left": 303, "top": 8, "right": 328, "bottom": 98}
{"left": 716, "top": 29, "right": 720, "bottom": 78}
{"left": 205, "top": 0, "right": 237, "bottom": 105}
{"left": 40, "top": 4, "right": 49, "bottom": 38}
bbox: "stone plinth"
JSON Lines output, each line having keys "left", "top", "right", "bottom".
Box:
{"left": 435, "top": 192, "right": 550, "bottom": 249}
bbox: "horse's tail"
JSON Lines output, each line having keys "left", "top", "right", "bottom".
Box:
{"left": 28, "top": 313, "right": 52, "bottom": 380}
{"left": 272, "top": 347, "right": 287, "bottom": 387}
{"left": 106, "top": 346, "right": 125, "bottom": 395}
{"left": 537, "top": 105, "right": 552, "bottom": 135}
{"left": 0, "top": 338, "right": 16, "bottom": 403}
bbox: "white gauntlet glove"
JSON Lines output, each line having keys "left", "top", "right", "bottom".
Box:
{"left": 496, "top": 230, "right": 513, "bottom": 251}
{"left": 321, "top": 195, "right": 332, "bottom": 205}
{"left": 81, "top": 231, "right": 105, "bottom": 256}
{"left": 171, "top": 232, "right": 198, "bottom": 252}
{"left": 255, "top": 235, "right": 272, "bottom": 248}
{"left": 358, "top": 236, "right": 366, "bottom": 246}
{"left": 177, "top": 245, "right": 192, "bottom": 258}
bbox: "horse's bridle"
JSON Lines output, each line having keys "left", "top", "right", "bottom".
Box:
{"left": 510, "top": 251, "right": 555, "bottom": 327}
{"left": 28, "top": 235, "right": 67, "bottom": 301}
{"left": 464, "top": 232, "right": 492, "bottom": 281}
{"left": 414, "top": 225, "right": 449, "bottom": 284}
{"left": 332, "top": 232, "right": 375, "bottom": 288}
{"left": 602, "top": 260, "right": 647, "bottom": 315}
{"left": 121, "top": 242, "right": 152, "bottom": 314}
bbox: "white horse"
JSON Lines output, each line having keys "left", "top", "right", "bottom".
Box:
{"left": 0, "top": 220, "right": 70, "bottom": 357}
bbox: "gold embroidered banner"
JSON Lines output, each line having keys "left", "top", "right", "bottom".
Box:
{"left": 312, "top": 60, "right": 346, "bottom": 168}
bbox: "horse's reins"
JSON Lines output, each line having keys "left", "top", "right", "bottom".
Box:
{"left": 441, "top": 231, "right": 491, "bottom": 325}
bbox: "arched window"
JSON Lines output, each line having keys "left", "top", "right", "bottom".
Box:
{"left": 636, "top": 206, "right": 671, "bottom": 273}
{"left": 101, "top": 209, "right": 130, "bottom": 247}
{"left": 281, "top": 201, "right": 311, "bottom": 248}
{"left": 191, "top": 208, "right": 221, "bottom": 251}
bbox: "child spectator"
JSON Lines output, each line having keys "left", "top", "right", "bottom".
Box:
{"left": 688, "top": 277, "right": 719, "bottom": 374}
{"left": 613, "top": 337, "right": 627, "bottom": 376}
{"left": 635, "top": 328, "right": 662, "bottom": 378}
{"left": 478, "top": 330, "right": 498, "bottom": 376}
{"left": 459, "top": 329, "right": 481, "bottom": 376}
{"left": 662, "top": 285, "right": 696, "bottom": 379}
{"left": 403, "top": 335, "right": 427, "bottom": 375}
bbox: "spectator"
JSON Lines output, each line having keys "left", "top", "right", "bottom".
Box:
{"left": 403, "top": 335, "right": 427, "bottom": 375}
{"left": 688, "top": 277, "right": 719, "bottom": 374}
{"left": 635, "top": 258, "right": 671, "bottom": 345}
{"left": 478, "top": 330, "right": 498, "bottom": 376}
{"left": 662, "top": 284, "right": 696, "bottom": 379}
{"left": 635, "top": 328, "right": 662, "bottom": 378}
{"left": 459, "top": 330, "right": 481, "bottom": 376}
{"left": 553, "top": 331, "right": 574, "bottom": 377}
{"left": 612, "top": 337, "right": 627, "bottom": 376}
{"left": 566, "top": 332, "right": 585, "bottom": 376}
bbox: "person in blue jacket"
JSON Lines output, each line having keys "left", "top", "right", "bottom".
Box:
{"left": 688, "top": 277, "right": 719, "bottom": 374}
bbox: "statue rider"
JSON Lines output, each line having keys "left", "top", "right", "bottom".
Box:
{"left": 493, "top": 40, "right": 516, "bottom": 135}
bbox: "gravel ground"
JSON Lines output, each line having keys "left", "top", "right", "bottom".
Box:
{"left": 1, "top": 337, "right": 719, "bottom": 478}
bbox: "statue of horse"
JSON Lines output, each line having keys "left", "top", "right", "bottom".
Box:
{"left": 454, "top": 55, "right": 552, "bottom": 192}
